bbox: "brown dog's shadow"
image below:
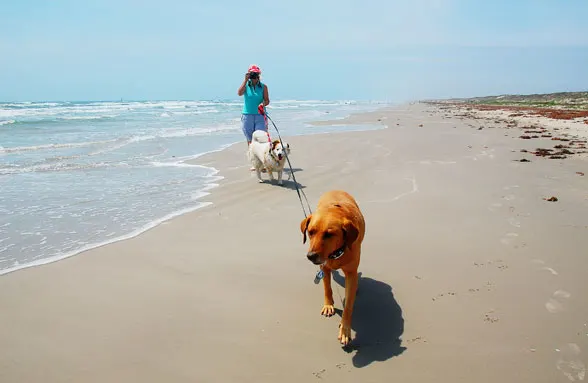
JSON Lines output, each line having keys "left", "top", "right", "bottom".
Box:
{"left": 332, "top": 270, "right": 406, "bottom": 368}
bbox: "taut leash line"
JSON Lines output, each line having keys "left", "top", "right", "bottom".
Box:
{"left": 264, "top": 110, "right": 313, "bottom": 218}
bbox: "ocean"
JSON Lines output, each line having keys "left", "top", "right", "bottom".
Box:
{"left": 0, "top": 99, "right": 386, "bottom": 275}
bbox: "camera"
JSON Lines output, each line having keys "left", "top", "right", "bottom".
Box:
{"left": 249, "top": 72, "right": 259, "bottom": 79}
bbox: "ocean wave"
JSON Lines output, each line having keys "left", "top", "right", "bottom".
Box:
{"left": 267, "top": 105, "right": 300, "bottom": 109}
{"left": 0, "top": 101, "right": 229, "bottom": 120}
{"left": 0, "top": 102, "right": 62, "bottom": 108}
{"left": 0, "top": 161, "right": 121, "bottom": 175}
{"left": 0, "top": 121, "right": 239, "bottom": 155}
{"left": 165, "top": 142, "right": 238, "bottom": 164}
{"left": 0, "top": 99, "right": 370, "bottom": 122}
{"left": 150, "top": 144, "right": 236, "bottom": 168}
{"left": 169, "top": 108, "right": 220, "bottom": 115}
{"left": 0, "top": 120, "right": 15, "bottom": 126}
{"left": 126, "top": 124, "right": 240, "bottom": 143}
{"left": 0, "top": 173, "right": 223, "bottom": 276}
{"left": 0, "top": 108, "right": 62, "bottom": 118}
{"left": 0, "top": 131, "right": 238, "bottom": 175}
{"left": 150, "top": 161, "right": 218, "bottom": 170}
{"left": 44, "top": 154, "right": 83, "bottom": 162}
{"left": 0, "top": 139, "right": 117, "bottom": 154}
{"left": 59, "top": 115, "right": 119, "bottom": 121}
{"left": 0, "top": 201, "right": 215, "bottom": 276}
{"left": 155, "top": 108, "right": 221, "bottom": 117}
{"left": 2, "top": 116, "right": 118, "bottom": 127}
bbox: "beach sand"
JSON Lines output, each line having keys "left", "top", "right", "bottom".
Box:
{"left": 1, "top": 103, "right": 587, "bottom": 382}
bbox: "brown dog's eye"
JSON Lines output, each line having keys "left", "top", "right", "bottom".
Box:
{"left": 323, "top": 232, "right": 333, "bottom": 239}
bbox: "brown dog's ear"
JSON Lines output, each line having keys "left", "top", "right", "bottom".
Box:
{"left": 342, "top": 219, "right": 359, "bottom": 248}
{"left": 300, "top": 215, "right": 312, "bottom": 244}
{"left": 272, "top": 140, "right": 280, "bottom": 149}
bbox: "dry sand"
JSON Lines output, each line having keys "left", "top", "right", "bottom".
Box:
{"left": 1, "top": 103, "right": 587, "bottom": 382}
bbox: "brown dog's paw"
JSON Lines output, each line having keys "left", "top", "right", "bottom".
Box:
{"left": 321, "top": 304, "right": 335, "bottom": 317}
{"left": 338, "top": 322, "right": 352, "bottom": 346}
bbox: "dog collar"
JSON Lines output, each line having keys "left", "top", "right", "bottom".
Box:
{"left": 328, "top": 245, "right": 346, "bottom": 260}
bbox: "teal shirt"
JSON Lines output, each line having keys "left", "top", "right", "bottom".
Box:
{"left": 243, "top": 81, "right": 265, "bottom": 114}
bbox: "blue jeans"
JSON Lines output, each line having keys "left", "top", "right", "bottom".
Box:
{"left": 241, "top": 114, "right": 267, "bottom": 142}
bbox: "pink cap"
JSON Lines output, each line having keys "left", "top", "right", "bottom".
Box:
{"left": 248, "top": 65, "right": 261, "bottom": 73}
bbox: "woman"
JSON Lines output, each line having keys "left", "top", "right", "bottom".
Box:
{"left": 237, "top": 64, "right": 270, "bottom": 146}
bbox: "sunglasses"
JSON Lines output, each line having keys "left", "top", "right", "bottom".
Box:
{"left": 249, "top": 72, "right": 260, "bottom": 79}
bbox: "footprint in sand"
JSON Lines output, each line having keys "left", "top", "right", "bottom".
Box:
{"left": 543, "top": 267, "right": 559, "bottom": 276}
{"left": 503, "top": 194, "right": 516, "bottom": 201}
{"left": 546, "top": 290, "right": 572, "bottom": 314}
{"left": 474, "top": 260, "right": 508, "bottom": 270}
{"left": 556, "top": 343, "right": 586, "bottom": 381}
{"left": 500, "top": 232, "right": 519, "bottom": 245}
{"left": 508, "top": 217, "right": 522, "bottom": 228}
{"left": 432, "top": 292, "right": 457, "bottom": 301}
{"left": 532, "top": 260, "right": 559, "bottom": 276}
{"left": 484, "top": 310, "right": 499, "bottom": 323}
{"left": 312, "top": 369, "right": 326, "bottom": 379}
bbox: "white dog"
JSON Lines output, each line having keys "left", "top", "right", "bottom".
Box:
{"left": 248, "top": 130, "right": 291, "bottom": 185}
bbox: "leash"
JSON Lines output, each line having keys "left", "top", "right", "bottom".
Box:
{"left": 262, "top": 108, "right": 313, "bottom": 219}
{"left": 261, "top": 106, "right": 323, "bottom": 285}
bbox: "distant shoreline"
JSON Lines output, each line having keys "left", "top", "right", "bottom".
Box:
{"left": 422, "top": 90, "right": 588, "bottom": 111}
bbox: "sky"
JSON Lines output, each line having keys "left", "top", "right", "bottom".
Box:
{"left": 1, "top": 0, "right": 587, "bottom": 102}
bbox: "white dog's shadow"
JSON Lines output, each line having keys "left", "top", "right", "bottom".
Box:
{"left": 258, "top": 176, "right": 307, "bottom": 190}
{"left": 284, "top": 167, "right": 304, "bottom": 178}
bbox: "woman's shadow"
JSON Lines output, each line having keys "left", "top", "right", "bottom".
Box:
{"left": 332, "top": 270, "right": 406, "bottom": 368}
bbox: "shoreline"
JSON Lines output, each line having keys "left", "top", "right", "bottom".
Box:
{"left": 0, "top": 156, "right": 224, "bottom": 277}
{"left": 0, "top": 106, "right": 392, "bottom": 276}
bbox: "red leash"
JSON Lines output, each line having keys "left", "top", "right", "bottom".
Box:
{"left": 258, "top": 104, "right": 271, "bottom": 143}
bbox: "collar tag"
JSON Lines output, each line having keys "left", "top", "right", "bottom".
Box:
{"left": 314, "top": 269, "right": 324, "bottom": 284}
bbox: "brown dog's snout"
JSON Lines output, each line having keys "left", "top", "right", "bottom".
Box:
{"left": 306, "top": 252, "right": 321, "bottom": 264}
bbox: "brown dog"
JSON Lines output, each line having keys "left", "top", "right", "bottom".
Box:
{"left": 300, "top": 190, "right": 365, "bottom": 345}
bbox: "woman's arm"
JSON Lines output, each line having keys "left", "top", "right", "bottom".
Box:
{"left": 262, "top": 84, "right": 270, "bottom": 106}
{"left": 237, "top": 73, "right": 249, "bottom": 96}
